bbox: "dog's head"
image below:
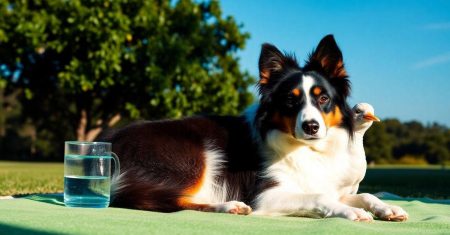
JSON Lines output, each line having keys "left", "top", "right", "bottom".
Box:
{"left": 256, "top": 35, "right": 353, "bottom": 142}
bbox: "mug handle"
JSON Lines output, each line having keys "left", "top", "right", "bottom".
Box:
{"left": 111, "top": 152, "right": 121, "bottom": 180}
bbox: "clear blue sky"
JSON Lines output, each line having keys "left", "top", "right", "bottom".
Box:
{"left": 221, "top": 0, "right": 450, "bottom": 127}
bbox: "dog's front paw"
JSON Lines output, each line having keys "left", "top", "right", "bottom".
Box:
{"left": 372, "top": 204, "right": 408, "bottom": 222}
{"left": 331, "top": 206, "right": 373, "bottom": 222}
{"left": 216, "top": 201, "right": 252, "bottom": 215}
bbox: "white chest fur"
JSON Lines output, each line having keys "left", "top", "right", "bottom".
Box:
{"left": 264, "top": 129, "right": 367, "bottom": 199}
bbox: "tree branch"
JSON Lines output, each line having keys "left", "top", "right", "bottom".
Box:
{"left": 76, "top": 109, "right": 87, "bottom": 141}
{"left": 85, "top": 113, "right": 121, "bottom": 141}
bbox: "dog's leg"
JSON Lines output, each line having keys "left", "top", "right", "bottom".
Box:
{"left": 340, "top": 193, "right": 408, "bottom": 221}
{"left": 179, "top": 200, "right": 252, "bottom": 215}
{"left": 253, "top": 190, "right": 373, "bottom": 221}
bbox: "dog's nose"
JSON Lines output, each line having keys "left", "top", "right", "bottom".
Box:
{"left": 302, "top": 120, "right": 319, "bottom": 135}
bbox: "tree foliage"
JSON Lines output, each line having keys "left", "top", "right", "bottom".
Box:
{"left": 0, "top": 0, "right": 254, "bottom": 159}
{"left": 364, "top": 119, "right": 450, "bottom": 165}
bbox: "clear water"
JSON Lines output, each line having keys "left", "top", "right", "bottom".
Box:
{"left": 64, "top": 155, "right": 112, "bottom": 208}
{"left": 64, "top": 175, "right": 110, "bottom": 208}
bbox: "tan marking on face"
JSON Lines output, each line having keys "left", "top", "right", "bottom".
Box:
{"left": 313, "top": 87, "right": 322, "bottom": 96}
{"left": 272, "top": 112, "right": 296, "bottom": 136}
{"left": 292, "top": 88, "right": 301, "bottom": 97}
{"left": 321, "top": 106, "right": 343, "bottom": 127}
{"left": 260, "top": 70, "right": 270, "bottom": 84}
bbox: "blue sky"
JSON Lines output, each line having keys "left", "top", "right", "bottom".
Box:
{"left": 221, "top": 0, "right": 450, "bottom": 127}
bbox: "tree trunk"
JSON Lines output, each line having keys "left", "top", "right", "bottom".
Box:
{"left": 76, "top": 109, "right": 88, "bottom": 141}
{"left": 77, "top": 110, "right": 121, "bottom": 141}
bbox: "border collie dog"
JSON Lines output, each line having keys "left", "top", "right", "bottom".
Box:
{"left": 102, "top": 35, "right": 407, "bottom": 221}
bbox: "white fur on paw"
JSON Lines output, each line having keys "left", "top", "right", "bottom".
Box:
{"left": 332, "top": 206, "right": 373, "bottom": 222}
{"left": 216, "top": 201, "right": 252, "bottom": 215}
{"left": 373, "top": 204, "right": 408, "bottom": 222}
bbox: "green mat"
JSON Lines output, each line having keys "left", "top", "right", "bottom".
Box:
{"left": 0, "top": 194, "right": 449, "bottom": 235}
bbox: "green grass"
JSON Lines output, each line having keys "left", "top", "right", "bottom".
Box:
{"left": 0, "top": 161, "right": 63, "bottom": 196}
{"left": 1, "top": 161, "right": 449, "bottom": 199}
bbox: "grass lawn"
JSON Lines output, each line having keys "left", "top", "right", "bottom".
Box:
{"left": 1, "top": 160, "right": 449, "bottom": 199}
{"left": 0, "top": 161, "right": 63, "bottom": 196}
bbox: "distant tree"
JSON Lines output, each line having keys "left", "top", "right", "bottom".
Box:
{"left": 0, "top": 0, "right": 254, "bottom": 158}
{"left": 364, "top": 121, "right": 394, "bottom": 164}
{"left": 423, "top": 124, "right": 449, "bottom": 165}
{"left": 365, "top": 118, "right": 450, "bottom": 165}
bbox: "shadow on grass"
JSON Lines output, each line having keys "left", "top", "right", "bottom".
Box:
{"left": 0, "top": 223, "right": 60, "bottom": 235}
{"left": 16, "top": 193, "right": 65, "bottom": 206}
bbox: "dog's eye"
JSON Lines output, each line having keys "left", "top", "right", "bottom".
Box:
{"left": 318, "top": 96, "right": 329, "bottom": 105}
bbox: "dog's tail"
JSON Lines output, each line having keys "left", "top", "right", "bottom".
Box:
{"left": 110, "top": 169, "right": 183, "bottom": 212}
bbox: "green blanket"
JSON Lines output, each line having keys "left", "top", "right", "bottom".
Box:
{"left": 0, "top": 194, "right": 449, "bottom": 235}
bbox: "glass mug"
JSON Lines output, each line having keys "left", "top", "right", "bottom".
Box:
{"left": 64, "top": 141, "right": 120, "bottom": 208}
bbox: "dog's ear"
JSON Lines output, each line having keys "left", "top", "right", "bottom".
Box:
{"left": 305, "top": 34, "right": 347, "bottom": 79}
{"left": 258, "top": 43, "right": 299, "bottom": 89}
{"left": 304, "top": 35, "right": 350, "bottom": 97}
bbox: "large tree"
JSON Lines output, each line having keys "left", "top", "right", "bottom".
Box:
{"left": 0, "top": 0, "right": 254, "bottom": 158}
